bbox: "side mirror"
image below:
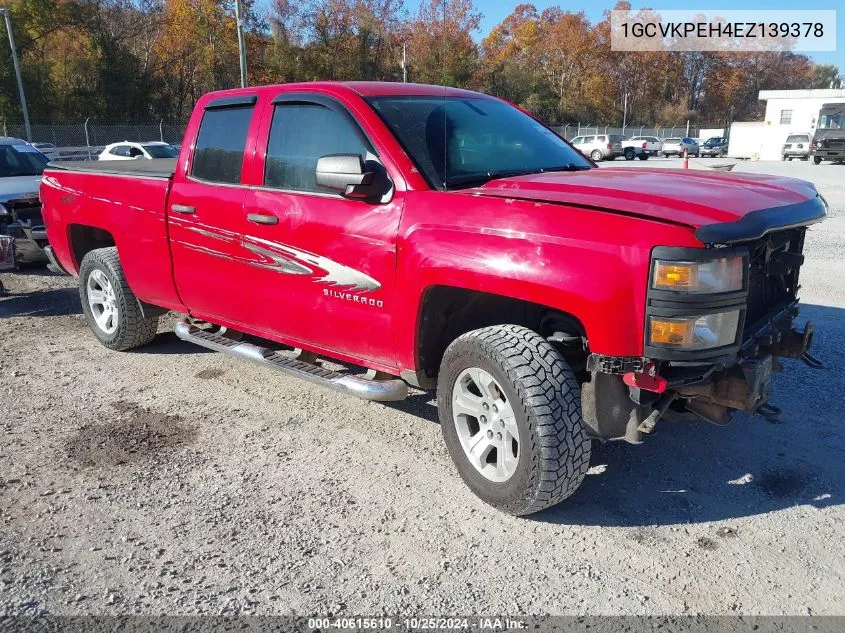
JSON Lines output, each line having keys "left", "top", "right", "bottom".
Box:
{"left": 315, "top": 154, "right": 390, "bottom": 201}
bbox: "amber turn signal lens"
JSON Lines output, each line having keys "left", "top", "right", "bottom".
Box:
{"left": 652, "top": 256, "right": 745, "bottom": 293}
{"left": 649, "top": 318, "right": 694, "bottom": 346}
{"left": 653, "top": 262, "right": 696, "bottom": 290}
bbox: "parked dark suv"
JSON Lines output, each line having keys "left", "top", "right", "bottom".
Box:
{"left": 700, "top": 137, "right": 728, "bottom": 158}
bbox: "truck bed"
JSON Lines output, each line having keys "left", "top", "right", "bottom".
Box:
{"left": 40, "top": 158, "right": 182, "bottom": 308}
{"left": 46, "top": 158, "right": 176, "bottom": 179}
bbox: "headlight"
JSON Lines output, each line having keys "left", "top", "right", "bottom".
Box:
{"left": 652, "top": 255, "right": 744, "bottom": 293}
{"left": 648, "top": 310, "right": 741, "bottom": 350}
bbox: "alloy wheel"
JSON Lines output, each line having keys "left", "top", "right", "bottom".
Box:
{"left": 86, "top": 269, "right": 119, "bottom": 334}
{"left": 451, "top": 367, "right": 520, "bottom": 483}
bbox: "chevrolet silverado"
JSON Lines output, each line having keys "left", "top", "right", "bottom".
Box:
{"left": 40, "top": 82, "right": 826, "bottom": 515}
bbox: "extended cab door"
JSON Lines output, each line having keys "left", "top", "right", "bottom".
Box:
{"left": 240, "top": 92, "right": 404, "bottom": 367}
{"left": 168, "top": 95, "right": 260, "bottom": 326}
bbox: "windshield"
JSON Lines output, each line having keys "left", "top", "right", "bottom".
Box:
{"left": 0, "top": 144, "right": 49, "bottom": 177}
{"left": 786, "top": 135, "right": 808, "bottom": 143}
{"left": 704, "top": 137, "right": 722, "bottom": 146}
{"left": 143, "top": 144, "right": 179, "bottom": 158}
{"left": 818, "top": 110, "right": 843, "bottom": 130}
{"left": 366, "top": 96, "right": 591, "bottom": 190}
{"left": 664, "top": 138, "right": 681, "bottom": 143}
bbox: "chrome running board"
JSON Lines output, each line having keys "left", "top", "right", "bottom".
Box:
{"left": 175, "top": 320, "right": 408, "bottom": 402}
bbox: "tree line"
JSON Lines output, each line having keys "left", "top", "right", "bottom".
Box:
{"left": 0, "top": 0, "right": 841, "bottom": 127}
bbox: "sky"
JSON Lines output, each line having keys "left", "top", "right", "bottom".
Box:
{"left": 402, "top": 0, "right": 843, "bottom": 71}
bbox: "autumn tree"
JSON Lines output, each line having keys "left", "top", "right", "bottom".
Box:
{"left": 406, "top": 0, "right": 481, "bottom": 86}
{"left": 0, "top": 0, "right": 841, "bottom": 129}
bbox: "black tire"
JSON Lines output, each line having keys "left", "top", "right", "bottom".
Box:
{"left": 638, "top": 153, "right": 649, "bottom": 160}
{"left": 813, "top": 156, "right": 822, "bottom": 165}
{"left": 624, "top": 148, "right": 636, "bottom": 160}
{"left": 437, "top": 325, "right": 591, "bottom": 516}
{"left": 590, "top": 149, "right": 603, "bottom": 162}
{"left": 79, "top": 247, "right": 159, "bottom": 351}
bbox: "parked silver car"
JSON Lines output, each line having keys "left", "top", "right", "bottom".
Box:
{"left": 570, "top": 134, "right": 624, "bottom": 161}
{"left": 782, "top": 134, "right": 811, "bottom": 161}
{"left": 661, "top": 137, "right": 699, "bottom": 157}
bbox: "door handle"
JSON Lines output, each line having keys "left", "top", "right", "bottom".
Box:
{"left": 171, "top": 204, "right": 195, "bottom": 214}
{"left": 246, "top": 213, "right": 279, "bottom": 225}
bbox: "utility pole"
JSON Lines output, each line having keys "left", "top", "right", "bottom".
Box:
{"left": 0, "top": 8, "right": 31, "bottom": 141}
{"left": 233, "top": 0, "right": 248, "bottom": 88}
{"left": 622, "top": 93, "right": 628, "bottom": 135}
{"left": 401, "top": 43, "right": 408, "bottom": 83}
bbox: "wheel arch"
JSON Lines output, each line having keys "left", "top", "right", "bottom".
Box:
{"left": 406, "top": 284, "right": 589, "bottom": 389}
{"left": 67, "top": 223, "right": 116, "bottom": 272}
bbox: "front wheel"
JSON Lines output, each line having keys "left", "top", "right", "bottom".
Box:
{"left": 79, "top": 247, "right": 159, "bottom": 351}
{"left": 813, "top": 156, "right": 823, "bottom": 165}
{"left": 437, "top": 325, "right": 591, "bottom": 516}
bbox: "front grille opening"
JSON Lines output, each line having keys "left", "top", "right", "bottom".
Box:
{"left": 744, "top": 228, "right": 805, "bottom": 330}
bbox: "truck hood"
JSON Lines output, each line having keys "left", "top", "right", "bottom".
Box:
{"left": 467, "top": 167, "right": 824, "bottom": 243}
{"left": 0, "top": 175, "right": 42, "bottom": 203}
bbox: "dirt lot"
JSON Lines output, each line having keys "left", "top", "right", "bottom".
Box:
{"left": 1, "top": 161, "right": 844, "bottom": 616}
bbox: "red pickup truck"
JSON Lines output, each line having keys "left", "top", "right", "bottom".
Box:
{"left": 40, "top": 82, "right": 826, "bottom": 515}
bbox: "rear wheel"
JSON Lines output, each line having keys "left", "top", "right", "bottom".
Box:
{"left": 590, "top": 149, "right": 603, "bottom": 162}
{"left": 437, "top": 325, "right": 591, "bottom": 516}
{"left": 79, "top": 247, "right": 159, "bottom": 351}
{"left": 624, "top": 148, "right": 636, "bottom": 160}
{"left": 638, "top": 153, "right": 649, "bottom": 160}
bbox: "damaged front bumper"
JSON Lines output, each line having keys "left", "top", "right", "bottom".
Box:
{"left": 583, "top": 306, "right": 821, "bottom": 443}
{"left": 676, "top": 314, "right": 818, "bottom": 425}
{"left": 0, "top": 225, "right": 49, "bottom": 268}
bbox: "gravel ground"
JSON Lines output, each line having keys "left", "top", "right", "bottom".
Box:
{"left": 1, "top": 161, "right": 844, "bottom": 617}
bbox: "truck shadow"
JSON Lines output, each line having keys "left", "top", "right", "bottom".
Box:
{"left": 131, "top": 331, "right": 214, "bottom": 355}
{"left": 537, "top": 302, "right": 843, "bottom": 526}
{"left": 0, "top": 287, "right": 82, "bottom": 318}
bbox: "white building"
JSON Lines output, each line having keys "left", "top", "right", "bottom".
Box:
{"left": 728, "top": 88, "right": 845, "bottom": 160}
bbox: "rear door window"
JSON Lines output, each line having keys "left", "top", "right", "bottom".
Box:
{"left": 192, "top": 105, "right": 255, "bottom": 184}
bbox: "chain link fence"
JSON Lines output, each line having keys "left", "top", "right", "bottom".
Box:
{"left": 1, "top": 120, "right": 188, "bottom": 160}
{"left": 553, "top": 125, "right": 701, "bottom": 140}
{"left": 2, "top": 119, "right": 707, "bottom": 159}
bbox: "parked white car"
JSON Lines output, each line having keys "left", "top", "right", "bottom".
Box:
{"left": 98, "top": 141, "right": 179, "bottom": 161}
{"left": 660, "top": 137, "right": 699, "bottom": 157}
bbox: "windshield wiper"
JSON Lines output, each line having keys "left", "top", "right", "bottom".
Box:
{"left": 445, "top": 164, "right": 591, "bottom": 190}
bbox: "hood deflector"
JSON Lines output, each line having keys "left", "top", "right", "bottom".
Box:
{"left": 695, "top": 195, "right": 827, "bottom": 244}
